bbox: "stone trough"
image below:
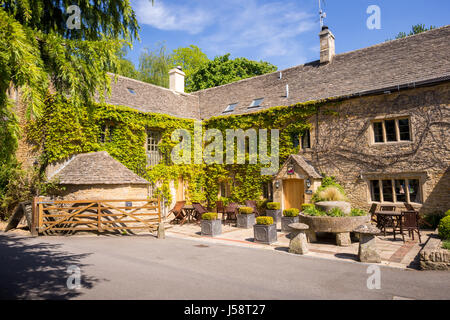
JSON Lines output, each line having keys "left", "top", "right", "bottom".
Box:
{"left": 299, "top": 213, "right": 370, "bottom": 246}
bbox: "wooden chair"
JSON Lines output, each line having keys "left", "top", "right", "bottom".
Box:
{"left": 168, "top": 201, "right": 186, "bottom": 224}
{"left": 245, "top": 200, "right": 260, "bottom": 217}
{"left": 192, "top": 203, "right": 208, "bottom": 223}
{"left": 378, "top": 205, "right": 397, "bottom": 237}
{"left": 401, "top": 211, "right": 422, "bottom": 243}
{"left": 404, "top": 202, "right": 431, "bottom": 228}
{"left": 224, "top": 202, "right": 239, "bottom": 225}
{"left": 216, "top": 201, "right": 225, "bottom": 220}
{"left": 369, "top": 203, "right": 378, "bottom": 224}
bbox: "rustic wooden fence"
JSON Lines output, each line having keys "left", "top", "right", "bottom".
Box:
{"left": 31, "top": 197, "right": 161, "bottom": 236}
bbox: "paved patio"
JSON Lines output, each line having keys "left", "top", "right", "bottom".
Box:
{"left": 164, "top": 219, "right": 433, "bottom": 269}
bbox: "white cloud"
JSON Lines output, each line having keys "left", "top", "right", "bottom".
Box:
{"left": 134, "top": 0, "right": 213, "bottom": 34}
{"left": 133, "top": 0, "right": 317, "bottom": 67}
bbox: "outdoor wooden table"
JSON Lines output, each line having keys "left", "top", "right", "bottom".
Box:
{"left": 181, "top": 204, "right": 197, "bottom": 225}
{"left": 374, "top": 211, "right": 403, "bottom": 239}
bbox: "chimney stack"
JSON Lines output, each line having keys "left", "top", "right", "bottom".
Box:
{"left": 319, "top": 26, "right": 335, "bottom": 64}
{"left": 169, "top": 66, "right": 185, "bottom": 93}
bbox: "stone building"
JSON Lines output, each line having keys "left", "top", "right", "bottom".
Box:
{"left": 46, "top": 151, "right": 150, "bottom": 200}
{"left": 14, "top": 25, "right": 450, "bottom": 214}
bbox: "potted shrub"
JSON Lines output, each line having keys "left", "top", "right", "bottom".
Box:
{"left": 237, "top": 206, "right": 256, "bottom": 229}
{"left": 253, "top": 216, "right": 277, "bottom": 244}
{"left": 281, "top": 208, "right": 300, "bottom": 232}
{"left": 201, "top": 212, "right": 222, "bottom": 237}
{"left": 265, "top": 202, "right": 281, "bottom": 223}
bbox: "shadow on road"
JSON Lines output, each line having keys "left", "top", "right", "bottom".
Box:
{"left": 0, "top": 234, "right": 100, "bottom": 300}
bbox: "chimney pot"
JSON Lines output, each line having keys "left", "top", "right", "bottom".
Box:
{"left": 319, "top": 27, "right": 335, "bottom": 64}
{"left": 168, "top": 67, "right": 185, "bottom": 93}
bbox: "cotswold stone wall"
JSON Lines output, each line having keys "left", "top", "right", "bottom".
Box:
{"left": 10, "top": 87, "right": 41, "bottom": 169}
{"left": 302, "top": 83, "right": 450, "bottom": 214}
{"left": 52, "top": 184, "right": 149, "bottom": 201}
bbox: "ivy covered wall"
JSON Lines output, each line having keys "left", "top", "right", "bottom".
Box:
{"left": 26, "top": 94, "right": 335, "bottom": 207}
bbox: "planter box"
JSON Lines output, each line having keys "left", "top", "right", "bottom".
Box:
{"left": 265, "top": 209, "right": 282, "bottom": 223}
{"left": 281, "top": 216, "right": 299, "bottom": 232}
{"left": 237, "top": 213, "right": 256, "bottom": 229}
{"left": 253, "top": 223, "right": 277, "bottom": 244}
{"left": 201, "top": 219, "right": 222, "bottom": 237}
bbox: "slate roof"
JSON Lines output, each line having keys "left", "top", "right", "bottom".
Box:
{"left": 104, "top": 74, "right": 200, "bottom": 119}
{"left": 52, "top": 151, "right": 149, "bottom": 185}
{"left": 193, "top": 25, "right": 450, "bottom": 119}
{"left": 277, "top": 154, "right": 322, "bottom": 179}
{"left": 103, "top": 26, "right": 450, "bottom": 120}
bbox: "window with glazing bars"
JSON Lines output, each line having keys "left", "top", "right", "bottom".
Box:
{"left": 146, "top": 129, "right": 162, "bottom": 166}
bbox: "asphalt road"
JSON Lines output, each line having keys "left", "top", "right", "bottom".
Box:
{"left": 0, "top": 232, "right": 449, "bottom": 300}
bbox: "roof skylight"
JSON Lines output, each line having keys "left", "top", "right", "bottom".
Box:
{"left": 249, "top": 98, "right": 264, "bottom": 108}
{"left": 127, "top": 88, "right": 136, "bottom": 94}
{"left": 224, "top": 103, "right": 238, "bottom": 113}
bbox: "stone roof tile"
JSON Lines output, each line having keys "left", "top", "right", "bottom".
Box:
{"left": 54, "top": 151, "right": 149, "bottom": 185}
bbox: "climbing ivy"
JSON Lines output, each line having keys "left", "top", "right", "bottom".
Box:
{"left": 27, "top": 94, "right": 340, "bottom": 207}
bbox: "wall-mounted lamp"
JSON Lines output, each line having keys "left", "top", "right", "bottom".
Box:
{"left": 306, "top": 178, "right": 311, "bottom": 189}
{"left": 274, "top": 180, "right": 280, "bottom": 189}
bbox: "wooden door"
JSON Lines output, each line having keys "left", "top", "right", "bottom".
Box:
{"left": 283, "top": 179, "right": 304, "bottom": 210}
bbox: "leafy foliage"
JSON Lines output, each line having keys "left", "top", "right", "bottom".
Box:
{"left": 283, "top": 208, "right": 299, "bottom": 217}
{"left": 350, "top": 208, "right": 368, "bottom": 217}
{"left": 187, "top": 54, "right": 277, "bottom": 92}
{"left": 311, "top": 175, "right": 347, "bottom": 203}
{"left": 438, "top": 216, "right": 450, "bottom": 240}
{"left": 303, "top": 205, "right": 326, "bottom": 216}
{"left": 239, "top": 206, "right": 253, "bottom": 214}
{"left": 394, "top": 24, "right": 436, "bottom": 39}
{"left": 256, "top": 216, "right": 273, "bottom": 225}
{"left": 139, "top": 42, "right": 172, "bottom": 88}
{"left": 266, "top": 202, "right": 281, "bottom": 210}
{"left": 202, "top": 212, "right": 218, "bottom": 220}
{"left": 170, "top": 45, "right": 209, "bottom": 89}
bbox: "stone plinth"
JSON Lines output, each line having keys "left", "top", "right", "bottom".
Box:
{"left": 288, "top": 223, "right": 309, "bottom": 255}
{"left": 354, "top": 224, "right": 381, "bottom": 263}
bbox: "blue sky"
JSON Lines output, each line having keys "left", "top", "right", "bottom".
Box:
{"left": 127, "top": 0, "right": 450, "bottom": 70}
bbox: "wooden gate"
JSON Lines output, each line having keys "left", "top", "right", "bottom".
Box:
{"left": 31, "top": 197, "right": 161, "bottom": 235}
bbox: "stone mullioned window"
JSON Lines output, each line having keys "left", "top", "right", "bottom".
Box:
{"left": 369, "top": 178, "right": 421, "bottom": 204}
{"left": 371, "top": 117, "right": 411, "bottom": 144}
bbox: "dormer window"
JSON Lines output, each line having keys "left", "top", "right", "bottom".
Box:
{"left": 224, "top": 103, "right": 238, "bottom": 113}
{"left": 127, "top": 88, "right": 136, "bottom": 95}
{"left": 249, "top": 98, "right": 264, "bottom": 108}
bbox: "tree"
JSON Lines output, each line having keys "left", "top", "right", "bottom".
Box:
{"left": 170, "top": 45, "right": 209, "bottom": 89}
{"left": 113, "top": 47, "right": 141, "bottom": 80}
{"left": 394, "top": 24, "right": 436, "bottom": 39}
{"left": 187, "top": 54, "right": 277, "bottom": 92}
{"left": 138, "top": 43, "right": 171, "bottom": 88}
{"left": 0, "top": 0, "right": 142, "bottom": 198}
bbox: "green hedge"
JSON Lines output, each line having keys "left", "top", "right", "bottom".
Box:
{"left": 239, "top": 206, "right": 253, "bottom": 214}
{"left": 266, "top": 202, "right": 280, "bottom": 210}
{"left": 256, "top": 216, "right": 274, "bottom": 225}
{"left": 202, "top": 212, "right": 218, "bottom": 220}
{"left": 438, "top": 216, "right": 450, "bottom": 240}
{"left": 283, "top": 208, "right": 299, "bottom": 217}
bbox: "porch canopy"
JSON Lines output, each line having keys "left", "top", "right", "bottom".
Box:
{"left": 273, "top": 155, "right": 322, "bottom": 210}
